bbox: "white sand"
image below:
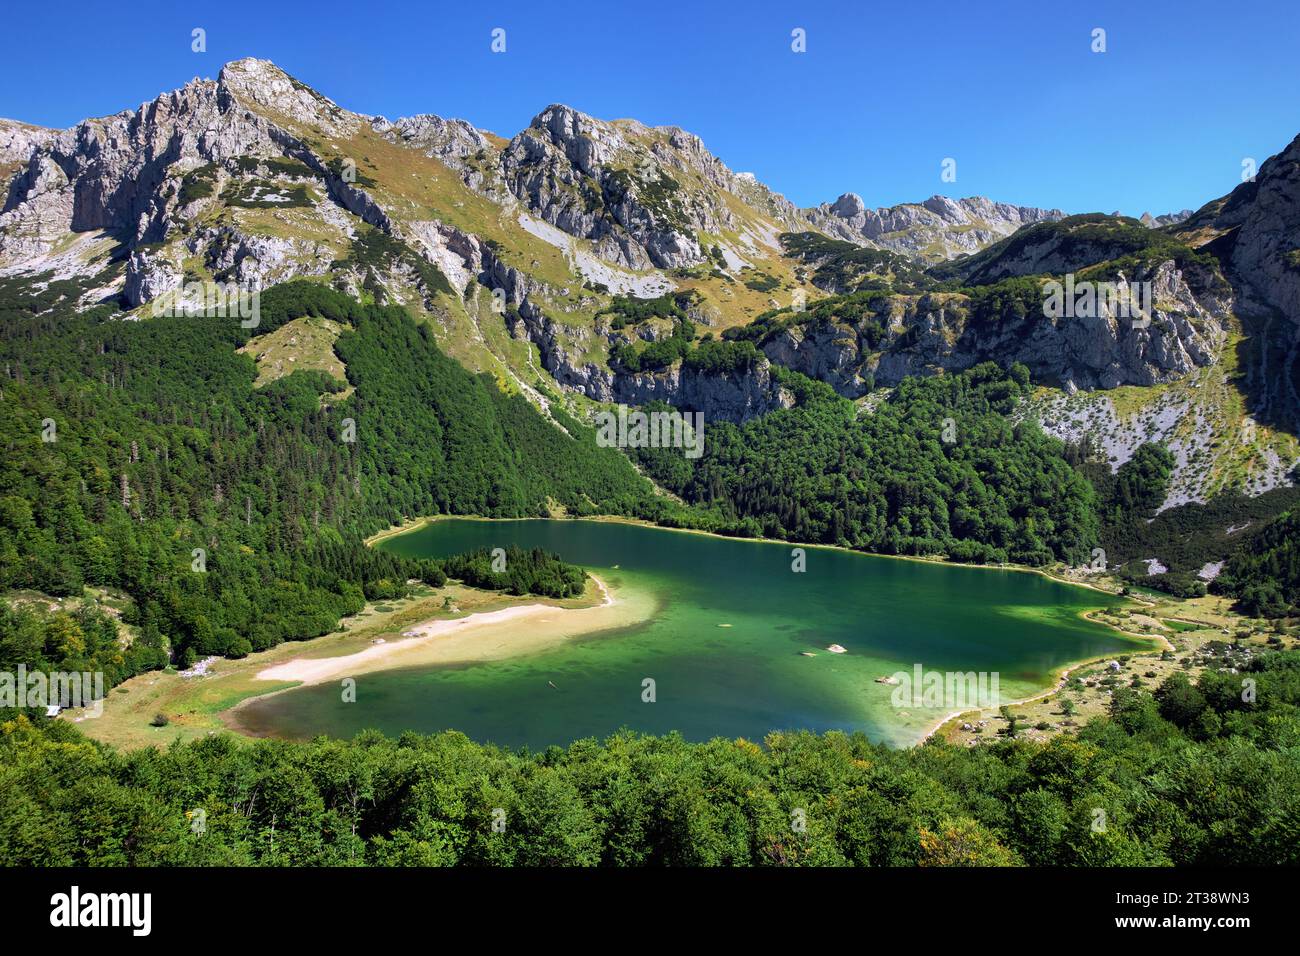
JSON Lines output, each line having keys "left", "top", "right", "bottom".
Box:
{"left": 252, "top": 576, "right": 636, "bottom": 687}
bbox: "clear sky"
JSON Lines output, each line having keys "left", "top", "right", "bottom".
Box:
{"left": 3, "top": 0, "right": 1296, "bottom": 216}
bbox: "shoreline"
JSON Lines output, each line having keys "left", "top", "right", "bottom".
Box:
{"left": 369, "top": 512, "right": 1137, "bottom": 601}
{"left": 916, "top": 658, "right": 1094, "bottom": 744}
{"left": 220, "top": 574, "right": 645, "bottom": 732}
{"left": 373, "top": 515, "right": 1166, "bottom": 749}
{"left": 918, "top": 623, "right": 1176, "bottom": 745}
{"left": 251, "top": 575, "right": 615, "bottom": 688}
{"left": 222, "top": 516, "right": 1172, "bottom": 746}
{"left": 372, "top": 513, "right": 1158, "bottom": 649}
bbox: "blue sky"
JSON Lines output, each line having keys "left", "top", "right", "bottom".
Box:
{"left": 3, "top": 0, "right": 1297, "bottom": 215}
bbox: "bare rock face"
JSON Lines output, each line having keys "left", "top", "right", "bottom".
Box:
{"left": 0, "top": 58, "right": 447, "bottom": 309}
{"left": 611, "top": 359, "right": 796, "bottom": 423}
{"left": 378, "top": 114, "right": 491, "bottom": 161}
{"left": 216, "top": 58, "right": 360, "bottom": 138}
{"left": 507, "top": 298, "right": 616, "bottom": 398}
{"left": 1171, "top": 133, "right": 1300, "bottom": 431}
{"left": 761, "top": 322, "right": 870, "bottom": 397}
{"left": 506, "top": 284, "right": 794, "bottom": 422}
{"left": 805, "top": 193, "right": 1064, "bottom": 262}
{"left": 123, "top": 247, "right": 182, "bottom": 306}
{"left": 500, "top": 104, "right": 806, "bottom": 271}
{"left": 0, "top": 154, "right": 75, "bottom": 263}
{"left": 761, "top": 260, "right": 1228, "bottom": 396}
{"left": 1141, "top": 209, "right": 1193, "bottom": 228}
{"left": 374, "top": 114, "right": 504, "bottom": 196}
{"left": 501, "top": 105, "right": 694, "bottom": 270}
{"left": 1, "top": 69, "right": 280, "bottom": 264}
{"left": 0, "top": 54, "right": 1287, "bottom": 445}
{"left": 403, "top": 220, "right": 484, "bottom": 295}
{"left": 1196, "top": 132, "right": 1300, "bottom": 326}
{"left": 0, "top": 120, "right": 57, "bottom": 170}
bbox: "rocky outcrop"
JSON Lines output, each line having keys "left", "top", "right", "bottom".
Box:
{"left": 500, "top": 105, "right": 807, "bottom": 271}
{"left": 762, "top": 321, "right": 872, "bottom": 397}
{"left": 374, "top": 114, "right": 504, "bottom": 196}
{"left": 507, "top": 298, "right": 615, "bottom": 396}
{"left": 0, "top": 153, "right": 75, "bottom": 263}
{"left": 760, "top": 260, "right": 1228, "bottom": 395}
{"left": 191, "top": 225, "right": 335, "bottom": 289}
{"left": 1, "top": 66, "right": 280, "bottom": 264}
{"left": 0, "top": 120, "right": 57, "bottom": 172}
{"left": 0, "top": 55, "right": 1289, "bottom": 444}
{"left": 1140, "top": 209, "right": 1193, "bottom": 228}
{"left": 805, "top": 193, "right": 1064, "bottom": 262}
{"left": 501, "top": 106, "right": 695, "bottom": 270}
{"left": 505, "top": 281, "right": 794, "bottom": 422}
{"left": 217, "top": 57, "right": 360, "bottom": 138}
{"left": 610, "top": 359, "right": 796, "bottom": 422}
{"left": 0, "top": 58, "right": 442, "bottom": 308}
{"left": 404, "top": 220, "right": 484, "bottom": 294}
{"left": 123, "top": 247, "right": 182, "bottom": 306}
{"left": 1189, "top": 132, "right": 1300, "bottom": 326}
{"left": 1170, "top": 133, "right": 1300, "bottom": 431}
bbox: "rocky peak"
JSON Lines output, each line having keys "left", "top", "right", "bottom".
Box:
{"left": 1137, "top": 209, "right": 1193, "bottom": 228}
{"left": 805, "top": 193, "right": 1065, "bottom": 262}
{"left": 1185, "top": 132, "right": 1300, "bottom": 324}
{"left": 374, "top": 112, "right": 503, "bottom": 195}
{"left": 216, "top": 58, "right": 359, "bottom": 136}
{"left": 525, "top": 104, "right": 624, "bottom": 175}
{"left": 379, "top": 113, "right": 492, "bottom": 159}
{"left": 829, "top": 192, "right": 866, "bottom": 218}
{"left": 500, "top": 103, "right": 808, "bottom": 270}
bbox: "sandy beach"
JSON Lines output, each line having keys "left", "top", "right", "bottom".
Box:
{"left": 250, "top": 575, "right": 643, "bottom": 688}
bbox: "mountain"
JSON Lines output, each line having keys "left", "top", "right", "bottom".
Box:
{"left": 0, "top": 59, "right": 1081, "bottom": 401}
{"left": 1141, "top": 209, "right": 1194, "bottom": 228}
{"left": 1, "top": 58, "right": 1297, "bottom": 507}
{"left": 804, "top": 192, "right": 1065, "bottom": 262}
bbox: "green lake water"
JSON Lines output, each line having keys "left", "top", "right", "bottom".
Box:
{"left": 233, "top": 518, "right": 1150, "bottom": 748}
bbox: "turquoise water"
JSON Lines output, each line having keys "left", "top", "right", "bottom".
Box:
{"left": 233, "top": 519, "right": 1146, "bottom": 748}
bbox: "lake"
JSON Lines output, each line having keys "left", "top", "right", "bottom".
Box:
{"left": 232, "top": 518, "right": 1149, "bottom": 748}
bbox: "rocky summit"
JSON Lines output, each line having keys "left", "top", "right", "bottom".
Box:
{"left": 804, "top": 192, "right": 1065, "bottom": 263}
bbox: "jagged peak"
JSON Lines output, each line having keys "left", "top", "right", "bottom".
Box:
{"left": 829, "top": 192, "right": 866, "bottom": 217}
{"left": 215, "top": 58, "right": 357, "bottom": 134}
{"left": 804, "top": 192, "right": 1066, "bottom": 263}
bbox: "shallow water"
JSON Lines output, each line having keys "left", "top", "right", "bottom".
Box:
{"left": 233, "top": 519, "right": 1150, "bottom": 748}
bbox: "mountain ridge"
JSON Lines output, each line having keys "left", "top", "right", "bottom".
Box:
{"left": 1, "top": 57, "right": 1297, "bottom": 511}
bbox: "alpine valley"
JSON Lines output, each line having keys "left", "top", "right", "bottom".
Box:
{"left": 2, "top": 58, "right": 1299, "bottom": 869}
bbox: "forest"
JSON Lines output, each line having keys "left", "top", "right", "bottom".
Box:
{"left": 1, "top": 268, "right": 1295, "bottom": 711}
{"left": 1214, "top": 509, "right": 1300, "bottom": 616}
{"left": 2, "top": 648, "right": 1296, "bottom": 865}
{"left": 0, "top": 279, "right": 652, "bottom": 673}
{"left": 634, "top": 361, "right": 1101, "bottom": 566}
{"left": 440, "top": 545, "right": 588, "bottom": 598}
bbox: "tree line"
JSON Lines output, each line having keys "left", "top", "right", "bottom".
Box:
{"left": 2, "top": 648, "right": 1296, "bottom": 866}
